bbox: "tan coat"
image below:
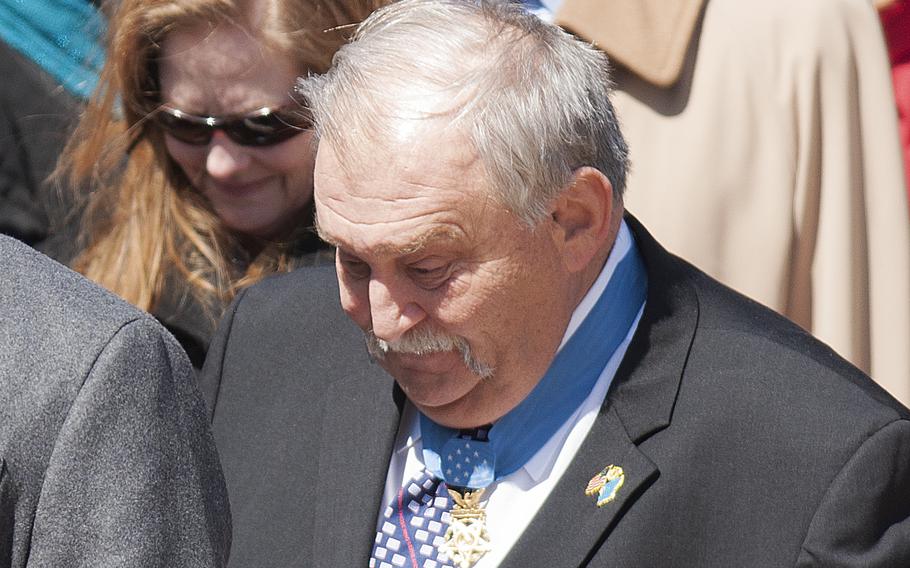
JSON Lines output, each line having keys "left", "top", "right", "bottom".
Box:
{"left": 556, "top": 0, "right": 910, "bottom": 405}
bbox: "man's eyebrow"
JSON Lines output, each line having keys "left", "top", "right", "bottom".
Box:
{"left": 314, "top": 217, "right": 338, "bottom": 247}
{"left": 315, "top": 219, "right": 461, "bottom": 257}
{"left": 384, "top": 226, "right": 461, "bottom": 256}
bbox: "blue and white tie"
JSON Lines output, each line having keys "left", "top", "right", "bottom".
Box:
{"left": 370, "top": 470, "right": 455, "bottom": 568}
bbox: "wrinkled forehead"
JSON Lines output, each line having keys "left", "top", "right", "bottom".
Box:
{"left": 312, "top": 120, "right": 495, "bottom": 251}
{"left": 158, "top": 21, "right": 299, "bottom": 111}
{"left": 314, "top": 114, "right": 481, "bottom": 201}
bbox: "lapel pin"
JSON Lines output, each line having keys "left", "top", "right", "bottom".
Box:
{"left": 585, "top": 464, "right": 625, "bottom": 507}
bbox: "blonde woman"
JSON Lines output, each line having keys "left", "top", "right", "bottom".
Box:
{"left": 59, "top": 0, "right": 385, "bottom": 367}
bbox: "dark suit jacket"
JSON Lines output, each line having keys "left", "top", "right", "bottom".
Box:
{"left": 200, "top": 216, "right": 910, "bottom": 567}
{"left": 0, "top": 41, "right": 82, "bottom": 258}
{"left": 0, "top": 236, "right": 231, "bottom": 567}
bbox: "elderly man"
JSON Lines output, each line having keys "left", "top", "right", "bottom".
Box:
{"left": 200, "top": 1, "right": 910, "bottom": 566}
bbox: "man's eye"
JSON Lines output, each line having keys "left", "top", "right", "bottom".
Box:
{"left": 339, "top": 254, "right": 371, "bottom": 279}
{"left": 408, "top": 263, "right": 452, "bottom": 288}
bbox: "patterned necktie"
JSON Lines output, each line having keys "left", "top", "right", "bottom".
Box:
{"left": 370, "top": 469, "right": 455, "bottom": 568}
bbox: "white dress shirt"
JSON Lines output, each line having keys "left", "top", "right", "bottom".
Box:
{"left": 377, "top": 221, "right": 644, "bottom": 567}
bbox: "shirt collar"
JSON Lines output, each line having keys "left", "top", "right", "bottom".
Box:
{"left": 522, "top": 220, "right": 634, "bottom": 482}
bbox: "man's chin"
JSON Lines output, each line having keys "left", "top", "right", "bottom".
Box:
{"left": 409, "top": 385, "right": 498, "bottom": 429}
{"left": 382, "top": 354, "right": 481, "bottom": 410}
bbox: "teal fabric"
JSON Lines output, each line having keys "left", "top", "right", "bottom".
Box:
{"left": 0, "top": 0, "right": 105, "bottom": 100}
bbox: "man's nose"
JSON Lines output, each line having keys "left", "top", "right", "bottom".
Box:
{"left": 368, "top": 277, "right": 426, "bottom": 343}
{"left": 206, "top": 131, "right": 251, "bottom": 179}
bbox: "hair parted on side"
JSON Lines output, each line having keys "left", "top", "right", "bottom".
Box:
{"left": 297, "top": 0, "right": 629, "bottom": 224}
{"left": 56, "top": 0, "right": 387, "bottom": 314}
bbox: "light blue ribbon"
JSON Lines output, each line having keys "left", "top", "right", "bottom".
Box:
{"left": 0, "top": 0, "right": 106, "bottom": 100}
{"left": 422, "top": 238, "right": 648, "bottom": 488}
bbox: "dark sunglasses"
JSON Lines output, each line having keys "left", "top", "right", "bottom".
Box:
{"left": 151, "top": 104, "right": 313, "bottom": 147}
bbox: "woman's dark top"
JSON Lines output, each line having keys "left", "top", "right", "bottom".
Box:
{"left": 0, "top": 41, "right": 81, "bottom": 254}
{"left": 154, "top": 241, "right": 335, "bottom": 370}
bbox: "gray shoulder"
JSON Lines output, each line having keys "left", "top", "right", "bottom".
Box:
{"left": 0, "top": 235, "right": 189, "bottom": 409}
{"left": 0, "top": 239, "right": 212, "bottom": 559}
{"left": 0, "top": 235, "right": 151, "bottom": 331}
{"left": 227, "top": 264, "right": 350, "bottom": 333}
{"left": 199, "top": 263, "right": 362, "bottom": 416}
{"left": 204, "top": 263, "right": 363, "bottom": 377}
{"left": 241, "top": 263, "right": 340, "bottom": 307}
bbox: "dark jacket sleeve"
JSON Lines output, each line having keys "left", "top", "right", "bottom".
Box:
{"left": 26, "top": 317, "right": 232, "bottom": 567}
{"left": 796, "top": 419, "right": 910, "bottom": 566}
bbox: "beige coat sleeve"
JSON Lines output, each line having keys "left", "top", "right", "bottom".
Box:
{"left": 560, "top": 0, "right": 910, "bottom": 404}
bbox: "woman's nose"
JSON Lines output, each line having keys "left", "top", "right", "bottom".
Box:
{"left": 205, "top": 130, "right": 252, "bottom": 179}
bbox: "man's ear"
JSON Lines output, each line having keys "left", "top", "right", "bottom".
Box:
{"left": 549, "top": 167, "right": 614, "bottom": 273}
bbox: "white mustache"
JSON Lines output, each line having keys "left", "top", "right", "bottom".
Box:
{"left": 364, "top": 327, "right": 494, "bottom": 379}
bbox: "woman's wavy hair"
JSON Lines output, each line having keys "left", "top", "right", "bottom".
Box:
{"left": 58, "top": 0, "right": 385, "bottom": 313}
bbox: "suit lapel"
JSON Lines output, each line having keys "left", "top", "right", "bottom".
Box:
{"left": 502, "top": 214, "right": 698, "bottom": 566}
{"left": 311, "top": 363, "right": 403, "bottom": 567}
{"left": 500, "top": 408, "right": 658, "bottom": 568}
{"left": 609, "top": 215, "right": 699, "bottom": 444}
{"left": 305, "top": 215, "right": 698, "bottom": 566}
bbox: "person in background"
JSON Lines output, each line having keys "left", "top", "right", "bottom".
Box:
{"left": 525, "top": 0, "right": 910, "bottom": 406}
{"left": 56, "top": 0, "right": 385, "bottom": 368}
{"left": 201, "top": 1, "right": 910, "bottom": 565}
{"left": 878, "top": 0, "right": 910, "bottom": 209}
{"left": 0, "top": 234, "right": 230, "bottom": 566}
{"left": 0, "top": 0, "right": 106, "bottom": 253}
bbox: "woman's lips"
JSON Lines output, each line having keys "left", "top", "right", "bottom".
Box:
{"left": 208, "top": 177, "right": 271, "bottom": 196}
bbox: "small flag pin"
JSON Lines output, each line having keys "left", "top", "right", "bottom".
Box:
{"left": 585, "top": 464, "right": 625, "bottom": 507}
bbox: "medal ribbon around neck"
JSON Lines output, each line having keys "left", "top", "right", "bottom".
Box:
{"left": 421, "top": 239, "right": 648, "bottom": 489}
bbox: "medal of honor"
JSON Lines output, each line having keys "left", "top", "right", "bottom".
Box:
{"left": 431, "top": 436, "right": 495, "bottom": 567}
{"left": 439, "top": 487, "right": 491, "bottom": 568}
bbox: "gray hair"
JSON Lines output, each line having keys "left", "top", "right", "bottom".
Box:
{"left": 297, "top": 0, "right": 629, "bottom": 224}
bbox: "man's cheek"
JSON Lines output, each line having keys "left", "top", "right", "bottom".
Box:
{"left": 338, "top": 283, "right": 372, "bottom": 330}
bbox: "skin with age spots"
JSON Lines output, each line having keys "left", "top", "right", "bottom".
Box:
{"left": 314, "top": 117, "right": 596, "bottom": 428}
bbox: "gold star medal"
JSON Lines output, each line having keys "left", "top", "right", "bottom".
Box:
{"left": 439, "top": 487, "right": 491, "bottom": 568}
{"left": 434, "top": 435, "right": 495, "bottom": 568}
